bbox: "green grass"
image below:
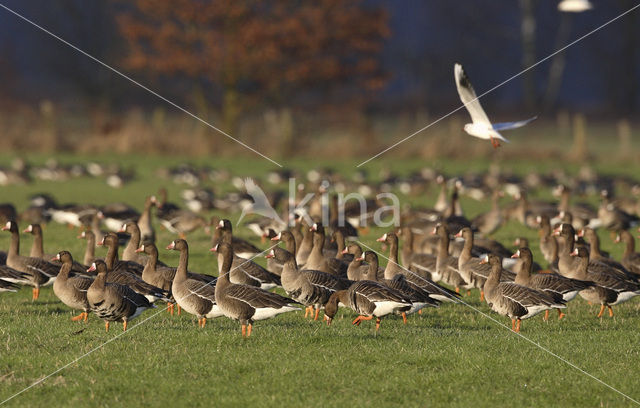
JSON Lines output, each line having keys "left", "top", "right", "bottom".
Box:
{"left": 1, "top": 154, "right": 640, "bottom": 407}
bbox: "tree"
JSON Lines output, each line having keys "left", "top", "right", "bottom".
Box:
{"left": 115, "top": 0, "right": 390, "bottom": 134}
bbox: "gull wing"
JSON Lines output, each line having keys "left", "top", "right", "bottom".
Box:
{"left": 492, "top": 116, "right": 537, "bottom": 131}
{"left": 454, "top": 63, "right": 491, "bottom": 126}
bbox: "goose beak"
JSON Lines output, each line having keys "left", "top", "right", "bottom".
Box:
{"left": 135, "top": 246, "right": 144, "bottom": 253}
{"left": 166, "top": 242, "right": 175, "bottom": 250}
{"left": 23, "top": 225, "right": 32, "bottom": 233}
{"left": 210, "top": 245, "right": 219, "bottom": 252}
{"left": 376, "top": 233, "right": 387, "bottom": 242}
{"left": 265, "top": 251, "right": 274, "bottom": 259}
{"left": 87, "top": 263, "right": 96, "bottom": 273}
{"left": 511, "top": 251, "right": 520, "bottom": 259}
{"left": 355, "top": 256, "right": 364, "bottom": 261}
{"left": 431, "top": 227, "right": 437, "bottom": 235}
{"left": 117, "top": 224, "right": 126, "bottom": 233}
{"left": 97, "top": 237, "right": 105, "bottom": 246}
{"left": 479, "top": 256, "right": 488, "bottom": 265}
{"left": 341, "top": 248, "right": 348, "bottom": 255}
{"left": 50, "top": 255, "right": 58, "bottom": 262}
{"left": 76, "top": 232, "right": 85, "bottom": 239}
{"left": 454, "top": 230, "right": 463, "bottom": 238}
{"left": 570, "top": 248, "right": 578, "bottom": 257}
{"left": 552, "top": 227, "right": 561, "bottom": 236}
{"left": 614, "top": 235, "right": 621, "bottom": 243}
{"left": 577, "top": 229, "right": 584, "bottom": 237}
{"left": 271, "top": 232, "right": 281, "bottom": 241}
{"left": 2, "top": 222, "right": 10, "bottom": 231}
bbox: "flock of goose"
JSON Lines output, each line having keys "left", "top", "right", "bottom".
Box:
{"left": 2, "top": 164, "right": 640, "bottom": 337}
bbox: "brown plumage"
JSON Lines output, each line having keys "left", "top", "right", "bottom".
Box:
{"left": 87, "top": 260, "right": 155, "bottom": 331}
{"left": 52, "top": 251, "right": 93, "bottom": 322}
{"left": 214, "top": 243, "right": 299, "bottom": 337}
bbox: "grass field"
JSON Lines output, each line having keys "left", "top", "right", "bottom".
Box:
{"left": 1, "top": 153, "right": 640, "bottom": 407}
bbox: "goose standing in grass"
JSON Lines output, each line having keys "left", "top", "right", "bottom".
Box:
{"left": 87, "top": 260, "right": 155, "bottom": 332}
{"left": 324, "top": 279, "right": 412, "bottom": 332}
{"left": 482, "top": 254, "right": 565, "bottom": 332}
{"left": 359, "top": 250, "right": 437, "bottom": 323}
{"left": 567, "top": 247, "right": 640, "bottom": 318}
{"left": 52, "top": 251, "right": 93, "bottom": 322}
{"left": 267, "top": 246, "right": 349, "bottom": 320}
{"left": 454, "top": 63, "right": 536, "bottom": 148}
{"left": 2, "top": 221, "right": 58, "bottom": 300}
{"left": 138, "top": 195, "right": 157, "bottom": 244}
{"left": 210, "top": 217, "right": 261, "bottom": 259}
{"left": 166, "top": 239, "right": 222, "bottom": 327}
{"left": 214, "top": 243, "right": 299, "bottom": 337}
{"left": 511, "top": 247, "right": 592, "bottom": 320}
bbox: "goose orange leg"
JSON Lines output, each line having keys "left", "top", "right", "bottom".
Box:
{"left": 515, "top": 319, "right": 521, "bottom": 333}
{"left": 32, "top": 287, "right": 40, "bottom": 301}
{"left": 352, "top": 315, "right": 373, "bottom": 326}
{"left": 105, "top": 321, "right": 110, "bottom": 332}
{"left": 511, "top": 319, "right": 516, "bottom": 332}
{"left": 608, "top": 306, "right": 614, "bottom": 317}
{"left": 314, "top": 308, "right": 320, "bottom": 321}
{"left": 304, "top": 306, "right": 312, "bottom": 318}
{"left": 242, "top": 324, "right": 247, "bottom": 337}
{"left": 167, "top": 303, "right": 174, "bottom": 315}
{"left": 375, "top": 317, "right": 382, "bottom": 331}
{"left": 543, "top": 310, "right": 549, "bottom": 321}
{"left": 401, "top": 312, "right": 407, "bottom": 324}
{"left": 480, "top": 290, "right": 484, "bottom": 302}
{"left": 201, "top": 317, "right": 207, "bottom": 328}
{"left": 123, "top": 321, "right": 128, "bottom": 331}
{"left": 177, "top": 304, "right": 182, "bottom": 315}
{"left": 557, "top": 309, "right": 566, "bottom": 320}
{"left": 247, "top": 324, "right": 252, "bottom": 337}
{"left": 597, "top": 304, "right": 606, "bottom": 318}
{"left": 71, "top": 313, "right": 85, "bottom": 321}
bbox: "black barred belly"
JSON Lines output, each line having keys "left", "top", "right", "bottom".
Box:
{"left": 92, "top": 301, "right": 128, "bottom": 322}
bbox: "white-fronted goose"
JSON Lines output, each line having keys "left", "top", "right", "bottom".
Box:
{"left": 99, "top": 232, "right": 144, "bottom": 277}
{"left": 511, "top": 237, "right": 543, "bottom": 273}
{"left": 360, "top": 251, "right": 437, "bottom": 322}
{"left": 267, "top": 247, "right": 349, "bottom": 320}
{"left": 567, "top": 247, "right": 640, "bottom": 317}
{"left": 268, "top": 230, "right": 298, "bottom": 276}
{"left": 2, "top": 221, "right": 58, "bottom": 300}
{"left": 24, "top": 223, "right": 88, "bottom": 275}
{"left": 87, "top": 260, "right": 154, "bottom": 331}
{"left": 214, "top": 243, "right": 299, "bottom": 337}
{"left": 119, "top": 221, "right": 167, "bottom": 267}
{"left": 212, "top": 218, "right": 261, "bottom": 259}
{"left": 138, "top": 195, "right": 157, "bottom": 244}
{"left": 303, "top": 222, "right": 347, "bottom": 276}
{"left": 52, "top": 251, "right": 93, "bottom": 322}
{"left": 455, "top": 227, "right": 514, "bottom": 300}
{"left": 99, "top": 233, "right": 169, "bottom": 303}
{"left": 166, "top": 239, "right": 222, "bottom": 327}
{"left": 511, "top": 247, "right": 592, "bottom": 320}
{"left": 323, "top": 280, "right": 412, "bottom": 331}
{"left": 616, "top": 230, "right": 640, "bottom": 277}
{"left": 78, "top": 230, "right": 96, "bottom": 266}
{"left": 344, "top": 243, "right": 384, "bottom": 281}
{"left": 482, "top": 254, "right": 565, "bottom": 332}
{"left": 214, "top": 220, "right": 280, "bottom": 289}
{"left": 433, "top": 223, "right": 467, "bottom": 291}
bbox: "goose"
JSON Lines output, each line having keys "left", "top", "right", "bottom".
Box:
{"left": 87, "top": 260, "right": 155, "bottom": 331}
{"left": 212, "top": 218, "right": 261, "bottom": 259}
{"left": 166, "top": 240, "right": 222, "bottom": 327}
{"left": 77, "top": 230, "right": 96, "bottom": 266}
{"left": 118, "top": 221, "right": 167, "bottom": 267}
{"left": 433, "top": 223, "right": 467, "bottom": 291}
{"left": 511, "top": 237, "right": 543, "bottom": 273}
{"left": 579, "top": 228, "right": 629, "bottom": 275}
{"left": 360, "top": 250, "right": 437, "bottom": 322}
{"left": 303, "top": 222, "right": 347, "bottom": 276}
{"left": 323, "top": 280, "right": 412, "bottom": 331}
{"left": 536, "top": 215, "right": 559, "bottom": 267}
{"left": 214, "top": 220, "right": 281, "bottom": 289}
{"left": 268, "top": 230, "right": 297, "bottom": 276}
{"left": 214, "top": 243, "right": 299, "bottom": 337}
{"left": 615, "top": 230, "right": 640, "bottom": 277}
{"left": 567, "top": 247, "right": 640, "bottom": 318}
{"left": 2, "top": 221, "right": 58, "bottom": 300}
{"left": 481, "top": 254, "right": 565, "bottom": 332}
{"left": 98, "top": 233, "right": 169, "bottom": 303}
{"left": 24, "top": 223, "right": 88, "bottom": 275}
{"left": 267, "top": 247, "right": 349, "bottom": 320}
{"left": 455, "top": 227, "right": 514, "bottom": 301}
{"left": 295, "top": 218, "right": 314, "bottom": 266}
{"left": 511, "top": 247, "right": 592, "bottom": 320}
{"left": 52, "top": 251, "right": 93, "bottom": 322}
{"left": 137, "top": 195, "right": 157, "bottom": 244}
{"left": 344, "top": 242, "right": 384, "bottom": 281}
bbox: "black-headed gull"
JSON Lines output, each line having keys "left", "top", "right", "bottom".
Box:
{"left": 454, "top": 63, "right": 537, "bottom": 148}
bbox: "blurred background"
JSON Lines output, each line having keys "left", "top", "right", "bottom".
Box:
{"left": 0, "top": 0, "right": 638, "bottom": 161}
